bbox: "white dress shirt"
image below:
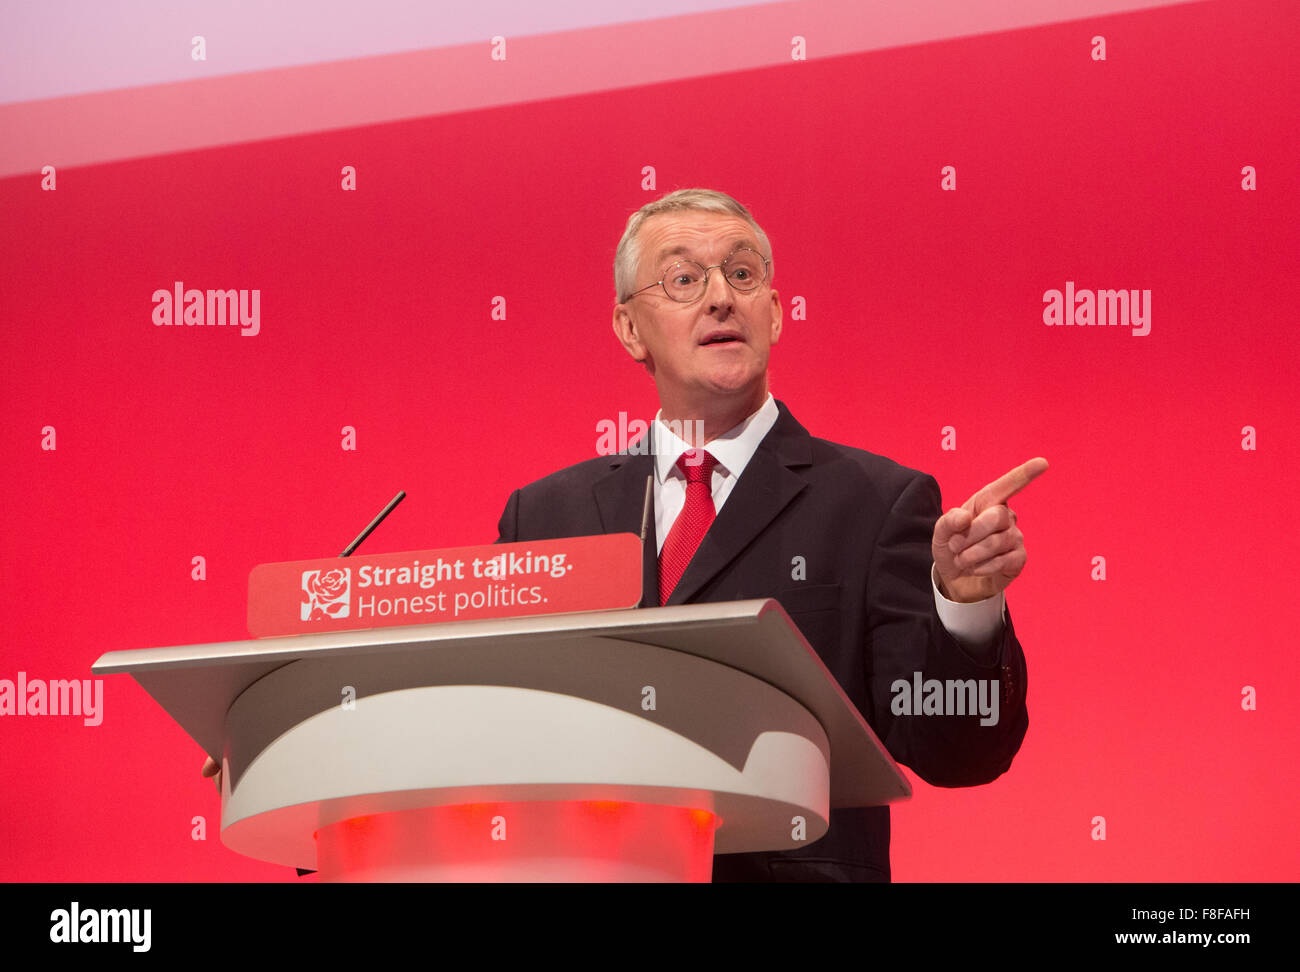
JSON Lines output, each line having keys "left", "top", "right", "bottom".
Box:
{"left": 651, "top": 394, "right": 1006, "bottom": 653}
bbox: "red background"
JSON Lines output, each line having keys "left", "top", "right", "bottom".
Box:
{"left": 1, "top": 0, "right": 1297, "bottom": 880}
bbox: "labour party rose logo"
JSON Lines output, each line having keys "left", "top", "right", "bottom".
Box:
{"left": 301, "top": 567, "right": 351, "bottom": 621}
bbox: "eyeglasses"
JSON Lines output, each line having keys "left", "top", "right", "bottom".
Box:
{"left": 627, "top": 247, "right": 770, "bottom": 303}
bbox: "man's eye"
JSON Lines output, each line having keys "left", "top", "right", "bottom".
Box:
{"left": 732, "top": 268, "right": 751, "bottom": 280}
{"left": 673, "top": 274, "right": 695, "bottom": 286}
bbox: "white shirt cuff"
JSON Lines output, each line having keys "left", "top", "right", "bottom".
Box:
{"left": 931, "top": 563, "right": 1007, "bottom": 655}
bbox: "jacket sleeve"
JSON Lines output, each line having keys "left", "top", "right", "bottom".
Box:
{"left": 864, "top": 472, "right": 1029, "bottom": 787}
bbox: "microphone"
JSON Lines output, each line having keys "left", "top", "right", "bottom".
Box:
{"left": 639, "top": 475, "right": 653, "bottom": 544}
{"left": 639, "top": 474, "right": 655, "bottom": 609}
{"left": 295, "top": 490, "right": 406, "bottom": 878}
{"left": 340, "top": 491, "right": 406, "bottom": 558}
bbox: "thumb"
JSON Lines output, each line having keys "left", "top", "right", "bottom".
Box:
{"left": 932, "top": 507, "right": 972, "bottom": 553}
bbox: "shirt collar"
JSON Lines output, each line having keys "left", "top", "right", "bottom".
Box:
{"left": 652, "top": 393, "right": 779, "bottom": 484}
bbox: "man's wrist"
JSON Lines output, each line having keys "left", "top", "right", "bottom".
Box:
{"left": 931, "top": 563, "right": 1006, "bottom": 652}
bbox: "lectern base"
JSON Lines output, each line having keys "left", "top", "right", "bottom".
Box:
{"left": 314, "top": 800, "right": 719, "bottom": 882}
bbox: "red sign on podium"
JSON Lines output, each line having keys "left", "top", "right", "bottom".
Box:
{"left": 247, "top": 534, "right": 643, "bottom": 638}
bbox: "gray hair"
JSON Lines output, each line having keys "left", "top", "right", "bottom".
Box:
{"left": 614, "top": 188, "right": 773, "bottom": 302}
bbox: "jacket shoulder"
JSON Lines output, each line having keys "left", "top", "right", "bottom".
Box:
{"left": 511, "top": 453, "right": 622, "bottom": 500}
{"left": 772, "top": 400, "right": 938, "bottom": 505}
{"left": 802, "top": 433, "right": 941, "bottom": 507}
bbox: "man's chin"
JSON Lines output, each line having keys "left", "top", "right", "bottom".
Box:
{"left": 703, "top": 361, "right": 766, "bottom": 393}
{"left": 695, "top": 373, "right": 769, "bottom": 407}
{"left": 655, "top": 364, "right": 768, "bottom": 409}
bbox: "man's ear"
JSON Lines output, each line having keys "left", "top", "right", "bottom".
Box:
{"left": 612, "top": 303, "right": 648, "bottom": 363}
{"left": 768, "top": 287, "right": 783, "bottom": 345}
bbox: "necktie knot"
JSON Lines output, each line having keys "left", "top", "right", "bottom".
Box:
{"left": 676, "top": 449, "right": 717, "bottom": 485}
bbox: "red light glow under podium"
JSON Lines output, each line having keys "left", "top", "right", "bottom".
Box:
{"left": 315, "top": 801, "right": 720, "bottom": 882}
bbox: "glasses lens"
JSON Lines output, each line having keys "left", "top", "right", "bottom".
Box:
{"left": 663, "top": 261, "right": 706, "bottom": 302}
{"left": 725, "top": 249, "right": 767, "bottom": 290}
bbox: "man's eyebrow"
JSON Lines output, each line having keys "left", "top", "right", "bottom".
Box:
{"left": 654, "top": 238, "right": 761, "bottom": 264}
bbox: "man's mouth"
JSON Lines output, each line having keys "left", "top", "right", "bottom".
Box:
{"left": 700, "top": 331, "right": 744, "bottom": 346}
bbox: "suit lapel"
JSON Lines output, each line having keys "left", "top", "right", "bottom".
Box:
{"left": 664, "top": 400, "right": 814, "bottom": 606}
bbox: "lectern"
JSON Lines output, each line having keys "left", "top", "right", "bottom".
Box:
{"left": 92, "top": 599, "right": 910, "bottom": 881}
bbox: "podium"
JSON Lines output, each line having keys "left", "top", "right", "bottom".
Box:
{"left": 92, "top": 599, "right": 910, "bottom": 881}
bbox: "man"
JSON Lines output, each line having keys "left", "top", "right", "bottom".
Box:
{"left": 495, "top": 188, "right": 1045, "bottom": 882}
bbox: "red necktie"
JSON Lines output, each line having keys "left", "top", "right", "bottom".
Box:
{"left": 658, "top": 450, "right": 719, "bottom": 605}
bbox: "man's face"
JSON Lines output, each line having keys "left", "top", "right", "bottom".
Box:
{"left": 612, "top": 210, "right": 782, "bottom": 414}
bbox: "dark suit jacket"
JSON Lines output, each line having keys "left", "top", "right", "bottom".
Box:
{"left": 495, "top": 399, "right": 1028, "bottom": 882}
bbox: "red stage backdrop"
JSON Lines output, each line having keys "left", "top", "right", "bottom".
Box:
{"left": 1, "top": 0, "right": 1296, "bottom": 881}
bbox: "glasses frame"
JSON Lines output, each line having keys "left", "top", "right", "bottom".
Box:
{"left": 625, "top": 247, "right": 771, "bottom": 303}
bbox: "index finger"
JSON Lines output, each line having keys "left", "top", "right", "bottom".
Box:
{"left": 964, "top": 457, "right": 1049, "bottom": 514}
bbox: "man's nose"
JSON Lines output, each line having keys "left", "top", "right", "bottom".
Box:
{"left": 703, "top": 266, "right": 734, "bottom": 312}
